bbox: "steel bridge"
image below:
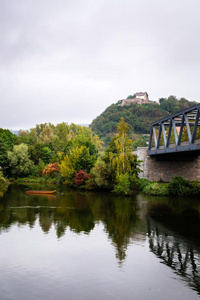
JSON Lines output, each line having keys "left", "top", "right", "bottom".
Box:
{"left": 148, "top": 104, "right": 200, "bottom": 157}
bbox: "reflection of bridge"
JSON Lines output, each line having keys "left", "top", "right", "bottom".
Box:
{"left": 147, "top": 216, "right": 200, "bottom": 294}
{"left": 148, "top": 104, "right": 200, "bottom": 157}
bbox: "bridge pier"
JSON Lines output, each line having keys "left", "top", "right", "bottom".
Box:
{"left": 135, "top": 147, "right": 200, "bottom": 182}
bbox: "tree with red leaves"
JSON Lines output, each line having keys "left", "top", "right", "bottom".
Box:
{"left": 42, "top": 162, "right": 59, "bottom": 177}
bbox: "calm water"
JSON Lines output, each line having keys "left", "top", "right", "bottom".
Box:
{"left": 0, "top": 184, "right": 200, "bottom": 300}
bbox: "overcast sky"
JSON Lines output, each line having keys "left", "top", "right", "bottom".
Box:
{"left": 1, "top": 0, "right": 200, "bottom": 130}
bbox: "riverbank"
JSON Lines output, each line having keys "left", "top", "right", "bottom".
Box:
{"left": 14, "top": 177, "right": 58, "bottom": 185}
{"left": 136, "top": 176, "right": 200, "bottom": 197}
{"left": 8, "top": 175, "right": 200, "bottom": 198}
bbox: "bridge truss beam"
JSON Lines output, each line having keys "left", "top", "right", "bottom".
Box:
{"left": 148, "top": 104, "right": 200, "bottom": 156}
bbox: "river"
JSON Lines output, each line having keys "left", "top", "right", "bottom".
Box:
{"left": 0, "top": 184, "right": 199, "bottom": 300}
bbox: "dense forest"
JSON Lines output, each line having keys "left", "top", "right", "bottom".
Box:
{"left": 91, "top": 95, "right": 197, "bottom": 144}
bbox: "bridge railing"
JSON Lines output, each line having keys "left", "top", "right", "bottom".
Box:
{"left": 148, "top": 104, "right": 200, "bottom": 156}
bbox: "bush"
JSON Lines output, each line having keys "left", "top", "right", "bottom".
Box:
{"left": 134, "top": 178, "right": 151, "bottom": 191}
{"left": 42, "top": 162, "right": 59, "bottom": 177}
{"left": 168, "top": 176, "right": 191, "bottom": 196}
{"left": 113, "top": 173, "right": 131, "bottom": 195}
{"left": 89, "top": 160, "right": 113, "bottom": 189}
{"left": 143, "top": 182, "right": 168, "bottom": 196}
{"left": 74, "top": 170, "right": 90, "bottom": 187}
{"left": 190, "top": 181, "right": 200, "bottom": 196}
{"left": 31, "top": 159, "right": 46, "bottom": 177}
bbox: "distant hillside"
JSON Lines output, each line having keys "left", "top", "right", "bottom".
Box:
{"left": 91, "top": 95, "right": 197, "bottom": 144}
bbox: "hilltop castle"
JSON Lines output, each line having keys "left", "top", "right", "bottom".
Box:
{"left": 119, "top": 92, "right": 152, "bottom": 106}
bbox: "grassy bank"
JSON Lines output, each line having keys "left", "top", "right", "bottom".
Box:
{"left": 15, "top": 176, "right": 59, "bottom": 185}
{"left": 137, "top": 176, "right": 200, "bottom": 197}
{"left": 135, "top": 179, "right": 168, "bottom": 196}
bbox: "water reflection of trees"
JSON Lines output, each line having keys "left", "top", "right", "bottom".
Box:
{"left": 0, "top": 185, "right": 143, "bottom": 263}
{"left": 102, "top": 198, "right": 139, "bottom": 262}
{"left": 147, "top": 214, "right": 200, "bottom": 295}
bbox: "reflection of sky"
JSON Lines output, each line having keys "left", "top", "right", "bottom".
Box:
{"left": 0, "top": 221, "right": 199, "bottom": 300}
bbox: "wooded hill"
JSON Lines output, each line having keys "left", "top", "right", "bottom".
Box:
{"left": 91, "top": 95, "right": 197, "bottom": 145}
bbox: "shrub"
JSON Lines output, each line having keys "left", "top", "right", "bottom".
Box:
{"left": 89, "top": 160, "right": 113, "bottom": 189}
{"left": 168, "top": 176, "right": 191, "bottom": 196}
{"left": 42, "top": 162, "right": 59, "bottom": 177}
{"left": 143, "top": 182, "right": 168, "bottom": 196}
{"left": 190, "top": 181, "right": 200, "bottom": 196}
{"left": 32, "top": 159, "right": 46, "bottom": 177}
{"left": 113, "top": 173, "right": 131, "bottom": 195}
{"left": 134, "top": 178, "right": 151, "bottom": 191}
{"left": 74, "top": 170, "right": 90, "bottom": 187}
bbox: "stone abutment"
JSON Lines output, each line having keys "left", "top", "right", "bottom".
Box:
{"left": 135, "top": 147, "right": 200, "bottom": 182}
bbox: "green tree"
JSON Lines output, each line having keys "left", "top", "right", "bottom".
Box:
{"left": 113, "top": 173, "right": 131, "bottom": 195}
{"left": 59, "top": 146, "right": 97, "bottom": 185}
{"left": 104, "top": 118, "right": 140, "bottom": 194}
{"left": 7, "top": 144, "right": 34, "bottom": 177}
{"left": 17, "top": 129, "right": 36, "bottom": 145}
{"left": 159, "top": 98, "right": 166, "bottom": 104}
{"left": 53, "top": 122, "right": 69, "bottom": 153}
{"left": 89, "top": 159, "right": 113, "bottom": 190}
{"left": 66, "top": 126, "right": 103, "bottom": 154}
{"left": 109, "top": 118, "right": 139, "bottom": 177}
{"left": 127, "top": 94, "right": 136, "bottom": 99}
{"left": 40, "top": 123, "right": 55, "bottom": 144}
{"left": 41, "top": 146, "right": 53, "bottom": 164}
{"left": 0, "top": 129, "right": 16, "bottom": 176}
{"left": 132, "top": 134, "right": 149, "bottom": 150}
